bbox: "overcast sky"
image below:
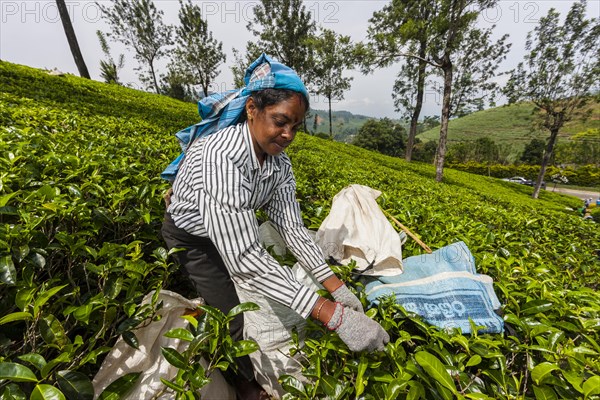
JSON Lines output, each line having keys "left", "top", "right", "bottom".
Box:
{"left": 1, "top": 0, "right": 597, "bottom": 118}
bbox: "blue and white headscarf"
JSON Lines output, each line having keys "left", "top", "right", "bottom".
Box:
{"left": 161, "top": 53, "right": 309, "bottom": 181}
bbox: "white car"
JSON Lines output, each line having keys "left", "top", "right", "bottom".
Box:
{"left": 502, "top": 176, "right": 546, "bottom": 189}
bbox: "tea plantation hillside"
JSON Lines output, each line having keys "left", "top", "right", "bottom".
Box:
{"left": 1, "top": 61, "right": 599, "bottom": 399}
{"left": 418, "top": 101, "right": 600, "bottom": 155}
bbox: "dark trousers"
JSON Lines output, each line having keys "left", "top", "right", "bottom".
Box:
{"left": 161, "top": 212, "right": 255, "bottom": 382}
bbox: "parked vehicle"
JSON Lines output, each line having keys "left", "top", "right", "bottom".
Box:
{"left": 502, "top": 176, "right": 546, "bottom": 189}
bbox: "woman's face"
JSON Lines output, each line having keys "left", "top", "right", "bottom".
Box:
{"left": 246, "top": 94, "right": 306, "bottom": 162}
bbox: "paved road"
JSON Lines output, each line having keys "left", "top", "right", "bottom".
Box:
{"left": 547, "top": 186, "right": 600, "bottom": 201}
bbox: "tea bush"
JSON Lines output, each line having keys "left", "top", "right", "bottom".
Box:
{"left": 1, "top": 62, "right": 599, "bottom": 399}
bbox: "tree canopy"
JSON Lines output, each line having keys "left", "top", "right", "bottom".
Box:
{"left": 246, "top": 0, "right": 315, "bottom": 79}
{"left": 307, "top": 29, "right": 355, "bottom": 139}
{"left": 352, "top": 118, "right": 407, "bottom": 158}
{"left": 172, "top": 0, "right": 225, "bottom": 98}
{"left": 363, "top": 0, "right": 509, "bottom": 182}
{"left": 503, "top": 0, "right": 599, "bottom": 198}
{"left": 97, "top": 0, "right": 172, "bottom": 93}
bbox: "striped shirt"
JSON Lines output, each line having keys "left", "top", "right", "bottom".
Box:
{"left": 168, "top": 122, "right": 333, "bottom": 318}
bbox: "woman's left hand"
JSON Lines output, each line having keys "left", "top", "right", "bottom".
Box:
{"left": 163, "top": 187, "right": 173, "bottom": 208}
{"left": 331, "top": 284, "right": 364, "bottom": 312}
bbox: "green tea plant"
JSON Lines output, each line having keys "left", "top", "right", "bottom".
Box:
{"left": 1, "top": 61, "right": 599, "bottom": 399}
{"left": 157, "top": 303, "right": 259, "bottom": 399}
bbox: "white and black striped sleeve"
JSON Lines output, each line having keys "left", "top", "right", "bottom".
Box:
{"left": 264, "top": 167, "right": 334, "bottom": 283}
{"left": 198, "top": 145, "right": 320, "bottom": 319}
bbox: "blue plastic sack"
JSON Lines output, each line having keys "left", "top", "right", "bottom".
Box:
{"left": 364, "top": 242, "right": 504, "bottom": 334}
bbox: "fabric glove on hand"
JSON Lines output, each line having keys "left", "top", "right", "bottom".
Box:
{"left": 331, "top": 284, "right": 364, "bottom": 312}
{"left": 327, "top": 303, "right": 389, "bottom": 352}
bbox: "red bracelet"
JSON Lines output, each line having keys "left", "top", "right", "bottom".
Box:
{"left": 326, "top": 302, "right": 344, "bottom": 331}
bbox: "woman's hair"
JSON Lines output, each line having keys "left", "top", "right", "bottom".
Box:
{"left": 241, "top": 89, "right": 309, "bottom": 121}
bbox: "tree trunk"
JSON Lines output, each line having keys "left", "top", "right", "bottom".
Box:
{"left": 56, "top": 0, "right": 90, "bottom": 79}
{"left": 406, "top": 41, "right": 428, "bottom": 162}
{"left": 328, "top": 95, "right": 333, "bottom": 139}
{"left": 532, "top": 126, "right": 560, "bottom": 199}
{"left": 435, "top": 63, "right": 453, "bottom": 182}
{"left": 150, "top": 62, "right": 160, "bottom": 94}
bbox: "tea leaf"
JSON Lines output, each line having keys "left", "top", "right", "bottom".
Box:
{"left": 56, "top": 370, "right": 94, "bottom": 400}
{"left": 39, "top": 315, "right": 70, "bottom": 348}
{"left": 466, "top": 355, "right": 482, "bottom": 367}
{"left": 0, "top": 312, "right": 33, "bottom": 325}
{"left": 0, "top": 362, "right": 38, "bottom": 382}
{"left": 583, "top": 376, "right": 600, "bottom": 399}
{"left": 415, "top": 351, "right": 457, "bottom": 394}
{"left": 0, "top": 383, "right": 26, "bottom": 400}
{"left": 30, "top": 384, "right": 65, "bottom": 400}
{"left": 164, "top": 328, "right": 194, "bottom": 342}
{"left": 521, "top": 300, "right": 553, "bottom": 315}
{"left": 33, "top": 285, "right": 68, "bottom": 316}
{"left": 160, "top": 378, "right": 185, "bottom": 393}
{"left": 532, "top": 385, "right": 558, "bottom": 400}
{"left": 0, "top": 192, "right": 19, "bottom": 207}
{"left": 230, "top": 340, "right": 260, "bottom": 358}
{"left": 161, "top": 347, "right": 187, "bottom": 369}
{"left": 0, "top": 255, "right": 16, "bottom": 285}
{"left": 103, "top": 276, "right": 123, "bottom": 299}
{"left": 279, "top": 375, "right": 307, "bottom": 398}
{"left": 15, "top": 287, "right": 36, "bottom": 311}
{"left": 97, "top": 372, "right": 141, "bottom": 400}
{"left": 320, "top": 375, "right": 348, "bottom": 399}
{"left": 531, "top": 362, "right": 560, "bottom": 385}
{"left": 17, "top": 354, "right": 46, "bottom": 372}
{"left": 226, "top": 302, "right": 260, "bottom": 318}
{"left": 122, "top": 331, "right": 140, "bottom": 350}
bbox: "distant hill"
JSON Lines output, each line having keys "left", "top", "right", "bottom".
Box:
{"left": 307, "top": 109, "right": 404, "bottom": 143}
{"left": 417, "top": 101, "right": 600, "bottom": 155}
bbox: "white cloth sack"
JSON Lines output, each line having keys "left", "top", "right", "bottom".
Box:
{"left": 92, "top": 290, "right": 236, "bottom": 400}
{"left": 237, "top": 223, "right": 323, "bottom": 399}
{"left": 316, "top": 184, "right": 404, "bottom": 276}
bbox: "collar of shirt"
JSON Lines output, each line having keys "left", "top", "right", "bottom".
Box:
{"left": 242, "top": 121, "right": 281, "bottom": 180}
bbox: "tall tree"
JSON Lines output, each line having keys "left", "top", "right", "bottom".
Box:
{"left": 56, "top": 0, "right": 90, "bottom": 79}
{"left": 96, "top": 30, "right": 125, "bottom": 84}
{"left": 391, "top": 43, "right": 430, "bottom": 161}
{"left": 503, "top": 0, "right": 599, "bottom": 198}
{"left": 173, "top": 0, "right": 226, "bottom": 98}
{"left": 307, "top": 29, "right": 354, "bottom": 139}
{"left": 246, "top": 0, "right": 315, "bottom": 79}
{"left": 363, "top": 0, "right": 508, "bottom": 182}
{"left": 369, "top": 1, "right": 432, "bottom": 162}
{"left": 97, "top": 0, "right": 172, "bottom": 93}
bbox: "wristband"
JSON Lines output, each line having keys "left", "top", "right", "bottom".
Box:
{"left": 325, "top": 302, "right": 344, "bottom": 331}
